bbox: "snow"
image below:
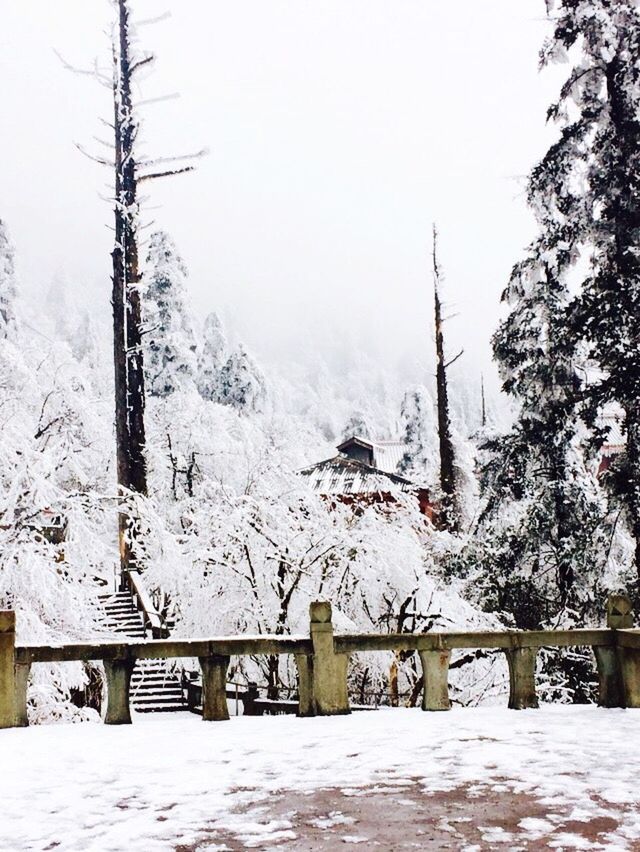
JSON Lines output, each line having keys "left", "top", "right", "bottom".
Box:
{"left": 2, "top": 705, "right": 640, "bottom": 851}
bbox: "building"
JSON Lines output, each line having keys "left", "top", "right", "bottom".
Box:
{"left": 299, "top": 436, "right": 436, "bottom": 521}
{"left": 599, "top": 406, "right": 625, "bottom": 476}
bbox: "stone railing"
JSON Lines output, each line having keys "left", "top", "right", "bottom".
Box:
{"left": 121, "top": 569, "right": 168, "bottom": 639}
{"left": 1, "top": 595, "right": 639, "bottom": 730}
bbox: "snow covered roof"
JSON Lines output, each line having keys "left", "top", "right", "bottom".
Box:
{"left": 336, "top": 435, "right": 405, "bottom": 474}
{"left": 372, "top": 440, "right": 405, "bottom": 474}
{"left": 299, "top": 455, "right": 415, "bottom": 496}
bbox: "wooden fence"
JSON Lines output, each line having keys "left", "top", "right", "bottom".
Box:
{"left": 1, "top": 595, "right": 640, "bottom": 729}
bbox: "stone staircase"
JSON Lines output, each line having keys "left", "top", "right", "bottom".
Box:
{"left": 99, "top": 589, "right": 186, "bottom": 714}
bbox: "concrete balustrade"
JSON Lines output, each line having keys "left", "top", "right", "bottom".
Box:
{"left": 419, "top": 649, "right": 451, "bottom": 711}
{"left": 0, "top": 611, "right": 16, "bottom": 729}
{"left": 14, "top": 661, "right": 31, "bottom": 728}
{"left": 199, "top": 654, "right": 230, "bottom": 721}
{"left": 505, "top": 647, "right": 539, "bottom": 710}
{"left": 3, "top": 595, "right": 640, "bottom": 728}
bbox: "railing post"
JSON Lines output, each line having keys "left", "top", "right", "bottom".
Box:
{"left": 199, "top": 654, "right": 230, "bottom": 721}
{"left": 103, "top": 655, "right": 135, "bottom": 724}
{"left": 505, "top": 645, "right": 538, "bottom": 710}
{"left": 593, "top": 595, "right": 631, "bottom": 707}
{"left": 14, "top": 661, "right": 31, "bottom": 727}
{"left": 295, "top": 654, "right": 314, "bottom": 717}
{"left": 307, "top": 601, "right": 350, "bottom": 716}
{"left": 0, "top": 611, "right": 16, "bottom": 729}
{"left": 607, "top": 593, "right": 640, "bottom": 708}
{"left": 594, "top": 644, "right": 625, "bottom": 708}
{"left": 241, "top": 681, "right": 260, "bottom": 716}
{"left": 419, "top": 648, "right": 451, "bottom": 711}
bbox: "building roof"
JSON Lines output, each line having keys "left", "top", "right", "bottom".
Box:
{"left": 336, "top": 436, "right": 405, "bottom": 474}
{"left": 372, "top": 440, "right": 406, "bottom": 474}
{"left": 299, "top": 455, "right": 415, "bottom": 496}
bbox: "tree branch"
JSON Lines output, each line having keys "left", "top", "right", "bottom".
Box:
{"left": 137, "top": 166, "right": 195, "bottom": 183}
{"left": 445, "top": 349, "right": 464, "bottom": 369}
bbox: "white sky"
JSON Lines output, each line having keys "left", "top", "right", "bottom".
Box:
{"left": 1, "top": 1, "right": 564, "bottom": 391}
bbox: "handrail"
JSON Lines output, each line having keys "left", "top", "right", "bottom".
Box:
{"left": 15, "top": 635, "right": 313, "bottom": 664}
{"left": 2, "top": 595, "right": 640, "bottom": 729}
{"left": 334, "top": 627, "right": 614, "bottom": 655}
{"left": 122, "top": 569, "right": 167, "bottom": 639}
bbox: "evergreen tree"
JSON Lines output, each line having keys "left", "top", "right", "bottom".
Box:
{"left": 71, "top": 311, "right": 102, "bottom": 369}
{"left": 0, "top": 220, "right": 18, "bottom": 339}
{"left": 539, "top": 1, "right": 640, "bottom": 578}
{"left": 342, "top": 410, "right": 372, "bottom": 442}
{"left": 468, "top": 1, "right": 620, "bottom": 661}
{"left": 217, "top": 345, "right": 266, "bottom": 413}
{"left": 476, "top": 244, "right": 608, "bottom": 618}
{"left": 398, "top": 387, "right": 438, "bottom": 486}
{"left": 143, "top": 230, "right": 198, "bottom": 397}
{"left": 197, "top": 311, "right": 228, "bottom": 401}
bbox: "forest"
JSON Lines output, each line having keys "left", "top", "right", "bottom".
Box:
{"left": 2, "top": 0, "right": 640, "bottom": 723}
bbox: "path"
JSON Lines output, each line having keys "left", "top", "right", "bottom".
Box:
{"left": 1, "top": 706, "right": 639, "bottom": 850}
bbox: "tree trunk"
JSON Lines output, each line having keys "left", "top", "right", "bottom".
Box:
{"left": 112, "top": 0, "right": 148, "bottom": 574}
{"left": 432, "top": 227, "right": 458, "bottom": 532}
{"left": 551, "top": 449, "right": 574, "bottom": 603}
{"left": 625, "top": 407, "right": 640, "bottom": 580}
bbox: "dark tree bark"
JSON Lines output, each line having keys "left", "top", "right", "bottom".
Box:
{"left": 112, "top": 0, "right": 148, "bottom": 573}
{"left": 432, "top": 226, "right": 459, "bottom": 533}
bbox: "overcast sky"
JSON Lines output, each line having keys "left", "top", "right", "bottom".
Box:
{"left": 1, "top": 1, "right": 564, "bottom": 390}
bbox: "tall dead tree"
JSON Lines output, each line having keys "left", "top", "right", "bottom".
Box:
{"left": 112, "top": 0, "right": 148, "bottom": 572}
{"left": 70, "top": 0, "right": 200, "bottom": 573}
{"left": 432, "top": 226, "right": 462, "bottom": 532}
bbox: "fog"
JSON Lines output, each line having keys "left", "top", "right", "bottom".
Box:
{"left": 1, "top": 1, "right": 564, "bottom": 392}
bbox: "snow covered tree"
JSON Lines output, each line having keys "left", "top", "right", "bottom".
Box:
{"left": 67, "top": 0, "right": 201, "bottom": 572}
{"left": 342, "top": 410, "right": 372, "bottom": 442}
{"left": 475, "top": 244, "right": 609, "bottom": 616}
{"left": 398, "top": 386, "right": 438, "bottom": 485}
{"left": 463, "top": 2, "right": 627, "bottom": 696}
{"left": 110, "top": 0, "right": 150, "bottom": 567}
{"left": 217, "top": 345, "right": 266, "bottom": 413}
{"left": 0, "top": 220, "right": 18, "bottom": 339}
{"left": 197, "top": 311, "right": 227, "bottom": 401}
{"left": 143, "top": 230, "right": 197, "bottom": 397}
{"left": 70, "top": 311, "right": 102, "bottom": 369}
{"left": 538, "top": 0, "right": 640, "bottom": 578}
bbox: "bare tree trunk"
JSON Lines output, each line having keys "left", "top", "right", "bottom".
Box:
{"left": 112, "top": 0, "right": 148, "bottom": 574}
{"left": 432, "top": 226, "right": 459, "bottom": 532}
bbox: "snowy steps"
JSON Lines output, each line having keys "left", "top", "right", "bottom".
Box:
{"left": 98, "top": 590, "right": 185, "bottom": 714}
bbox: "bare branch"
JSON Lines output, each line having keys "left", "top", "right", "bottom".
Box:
{"left": 138, "top": 166, "right": 195, "bottom": 183}
{"left": 92, "top": 135, "right": 115, "bottom": 151}
{"left": 54, "top": 50, "right": 112, "bottom": 88}
{"left": 138, "top": 148, "right": 208, "bottom": 168}
{"left": 136, "top": 12, "right": 172, "bottom": 27}
{"left": 136, "top": 93, "right": 180, "bottom": 108}
{"left": 130, "top": 54, "right": 155, "bottom": 75}
{"left": 74, "top": 142, "right": 114, "bottom": 168}
{"left": 444, "top": 349, "right": 464, "bottom": 370}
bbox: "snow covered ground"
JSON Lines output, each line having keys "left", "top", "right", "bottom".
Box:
{"left": 1, "top": 705, "right": 639, "bottom": 851}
